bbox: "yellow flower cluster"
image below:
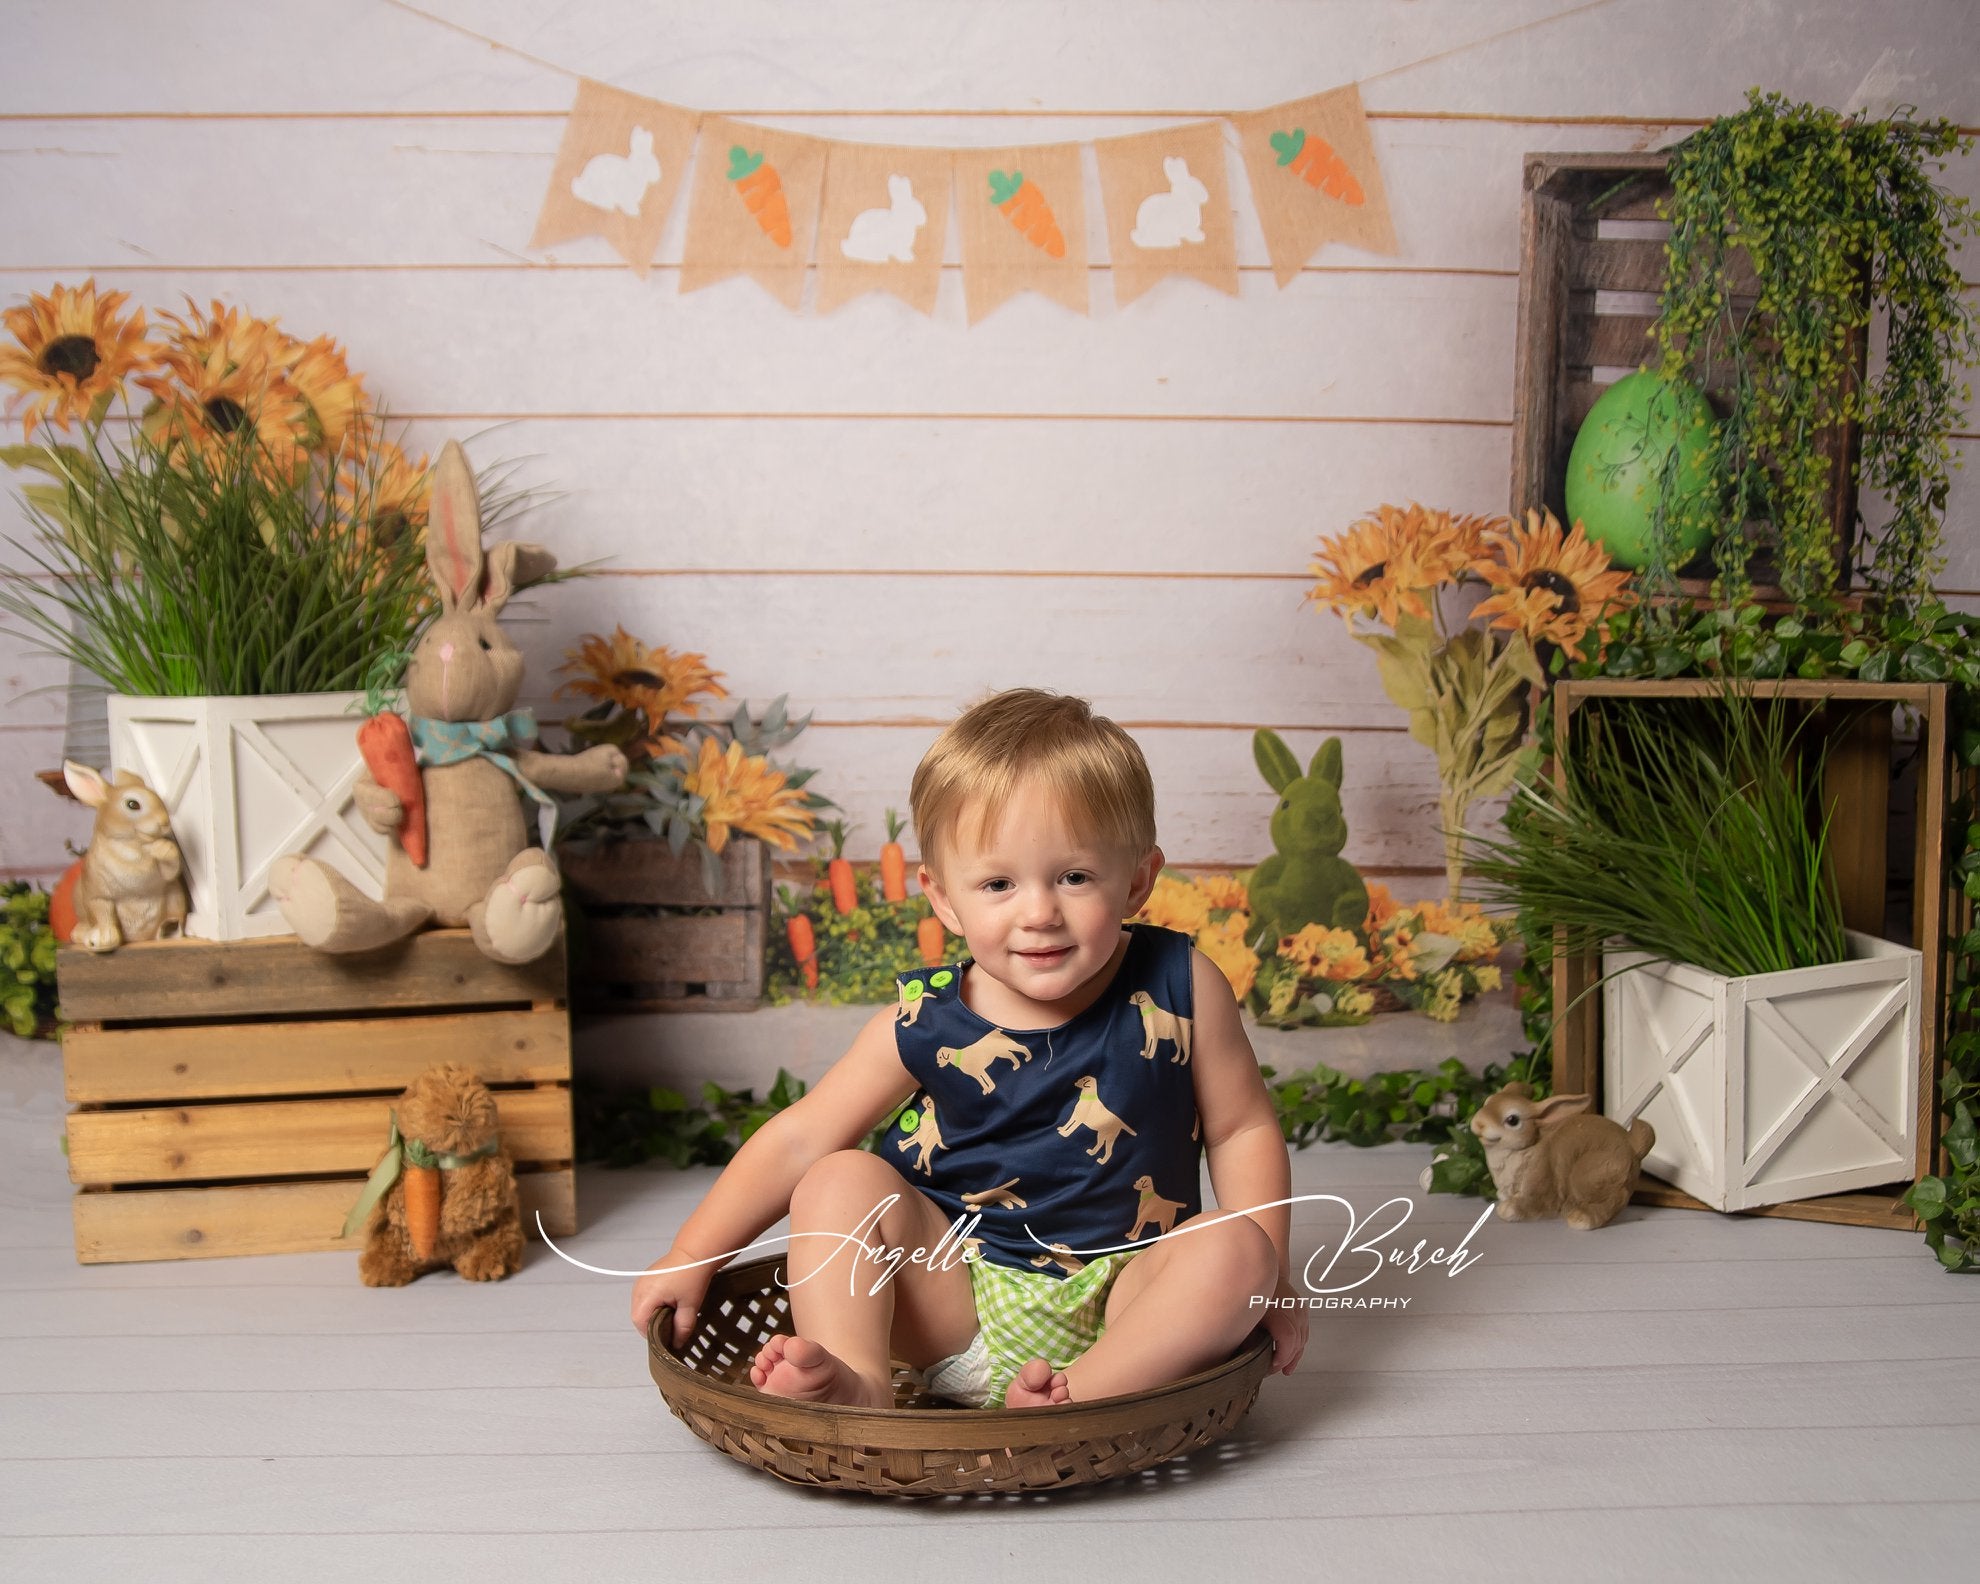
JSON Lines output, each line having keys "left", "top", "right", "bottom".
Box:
{"left": 679, "top": 737, "right": 819, "bottom": 853}
{"left": 1133, "top": 871, "right": 1256, "bottom": 1001}
{"left": 1276, "top": 924, "right": 1370, "bottom": 981}
{"left": 1195, "top": 913, "right": 1258, "bottom": 1002}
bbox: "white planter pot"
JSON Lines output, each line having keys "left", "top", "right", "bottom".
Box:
{"left": 106, "top": 693, "right": 391, "bottom": 942}
{"left": 1602, "top": 930, "right": 1922, "bottom": 1212}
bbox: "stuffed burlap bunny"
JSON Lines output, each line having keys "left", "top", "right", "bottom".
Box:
{"left": 269, "top": 440, "right": 627, "bottom": 963}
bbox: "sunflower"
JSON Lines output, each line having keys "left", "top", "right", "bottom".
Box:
{"left": 1413, "top": 897, "right": 1505, "bottom": 962}
{"left": 1193, "top": 872, "right": 1249, "bottom": 912}
{"left": 140, "top": 300, "right": 310, "bottom": 476}
{"left": 1277, "top": 923, "right": 1369, "bottom": 981}
{"left": 1470, "top": 507, "right": 1636, "bottom": 660}
{"left": 0, "top": 280, "right": 161, "bottom": 440}
{"left": 680, "top": 736, "right": 819, "bottom": 853}
{"left": 1194, "top": 912, "right": 1258, "bottom": 1001}
{"left": 282, "top": 333, "right": 369, "bottom": 455}
{"left": 1308, "top": 503, "right": 1496, "bottom": 629}
{"left": 337, "top": 440, "right": 431, "bottom": 553}
{"left": 557, "top": 626, "right": 727, "bottom": 752}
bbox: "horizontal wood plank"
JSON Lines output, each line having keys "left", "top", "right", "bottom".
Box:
{"left": 61, "top": 1007, "right": 571, "bottom": 1103}
{"left": 575, "top": 915, "right": 755, "bottom": 987}
{"left": 560, "top": 838, "right": 765, "bottom": 908}
{"left": 70, "top": 1167, "right": 576, "bottom": 1263}
{"left": 54, "top": 928, "right": 565, "bottom": 1024}
{"left": 65, "top": 1086, "right": 573, "bottom": 1186}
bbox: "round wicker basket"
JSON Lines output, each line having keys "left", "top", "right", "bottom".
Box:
{"left": 646, "top": 1254, "right": 1275, "bottom": 1497}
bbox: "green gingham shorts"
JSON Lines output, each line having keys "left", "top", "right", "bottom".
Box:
{"left": 915, "top": 1249, "right": 1141, "bottom": 1409}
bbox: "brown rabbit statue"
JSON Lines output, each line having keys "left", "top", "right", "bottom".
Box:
{"left": 60, "top": 761, "right": 190, "bottom": 952}
{"left": 268, "top": 439, "right": 627, "bottom": 963}
{"left": 344, "top": 1062, "right": 524, "bottom": 1285}
{"left": 1470, "top": 1082, "right": 1655, "bottom": 1230}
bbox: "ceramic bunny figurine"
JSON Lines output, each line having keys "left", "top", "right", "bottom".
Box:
{"left": 1471, "top": 1082, "right": 1655, "bottom": 1230}
{"left": 61, "top": 760, "right": 190, "bottom": 952}
{"left": 269, "top": 439, "right": 628, "bottom": 963}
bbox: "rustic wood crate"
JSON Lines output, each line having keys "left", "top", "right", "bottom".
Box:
{"left": 558, "top": 837, "right": 770, "bottom": 1012}
{"left": 55, "top": 928, "right": 576, "bottom": 1263}
{"left": 1510, "top": 151, "right": 1864, "bottom": 603}
{"left": 1549, "top": 678, "right": 1953, "bottom": 1230}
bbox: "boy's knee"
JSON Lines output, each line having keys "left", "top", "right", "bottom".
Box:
{"left": 1201, "top": 1213, "right": 1279, "bottom": 1298}
{"left": 791, "top": 1148, "right": 899, "bottom": 1214}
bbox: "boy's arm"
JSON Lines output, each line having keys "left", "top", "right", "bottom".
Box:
{"left": 1188, "top": 947, "right": 1294, "bottom": 1283}
{"left": 666, "top": 1004, "right": 919, "bottom": 1268}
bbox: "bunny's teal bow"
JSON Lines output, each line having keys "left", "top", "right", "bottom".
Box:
{"left": 409, "top": 710, "right": 557, "bottom": 847}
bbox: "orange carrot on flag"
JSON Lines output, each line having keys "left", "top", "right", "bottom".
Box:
{"left": 987, "top": 170, "right": 1066, "bottom": 258}
{"left": 728, "top": 147, "right": 793, "bottom": 248}
{"left": 1271, "top": 128, "right": 1365, "bottom": 205}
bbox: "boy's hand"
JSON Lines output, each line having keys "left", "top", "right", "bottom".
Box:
{"left": 1260, "top": 1271, "right": 1307, "bottom": 1375}
{"left": 630, "top": 1244, "right": 718, "bottom": 1350}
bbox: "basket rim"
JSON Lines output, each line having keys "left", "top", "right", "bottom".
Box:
{"left": 647, "top": 1253, "right": 1275, "bottom": 1450}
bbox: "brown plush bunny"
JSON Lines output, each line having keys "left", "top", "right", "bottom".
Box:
{"left": 350, "top": 1063, "right": 524, "bottom": 1286}
{"left": 269, "top": 438, "right": 628, "bottom": 963}
{"left": 1470, "top": 1082, "right": 1655, "bottom": 1230}
{"left": 61, "top": 760, "right": 190, "bottom": 952}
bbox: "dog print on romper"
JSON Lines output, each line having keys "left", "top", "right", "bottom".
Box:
{"left": 887, "top": 922, "right": 1203, "bottom": 1275}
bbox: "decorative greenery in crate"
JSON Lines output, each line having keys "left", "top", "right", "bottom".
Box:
{"left": 553, "top": 625, "right": 829, "bottom": 896}
{"left": 0, "top": 883, "right": 60, "bottom": 1040}
{"left": 1646, "top": 91, "right": 1979, "bottom": 613}
{"left": 0, "top": 281, "right": 533, "bottom": 697}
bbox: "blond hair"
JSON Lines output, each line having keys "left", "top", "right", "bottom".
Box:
{"left": 910, "top": 688, "right": 1156, "bottom": 874}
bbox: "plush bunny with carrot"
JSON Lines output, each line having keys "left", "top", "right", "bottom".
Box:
{"left": 346, "top": 1062, "right": 523, "bottom": 1285}
{"left": 269, "top": 439, "right": 628, "bottom": 963}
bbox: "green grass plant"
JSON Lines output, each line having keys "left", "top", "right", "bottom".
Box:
{"left": 1464, "top": 685, "right": 1848, "bottom": 981}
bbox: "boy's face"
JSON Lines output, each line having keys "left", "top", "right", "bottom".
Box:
{"left": 918, "top": 778, "right": 1163, "bottom": 1016}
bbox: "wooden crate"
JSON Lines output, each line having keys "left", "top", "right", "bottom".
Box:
{"left": 1510, "top": 151, "right": 1863, "bottom": 603}
{"left": 559, "top": 837, "right": 770, "bottom": 1012}
{"left": 1549, "top": 678, "right": 1953, "bottom": 1230}
{"left": 56, "top": 928, "right": 576, "bottom": 1263}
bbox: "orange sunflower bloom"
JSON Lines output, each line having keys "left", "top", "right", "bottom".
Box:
{"left": 1308, "top": 503, "right": 1502, "bottom": 629}
{"left": 0, "top": 280, "right": 161, "bottom": 440}
{"left": 282, "top": 333, "right": 369, "bottom": 455}
{"left": 140, "top": 300, "right": 311, "bottom": 477}
{"left": 557, "top": 626, "right": 727, "bottom": 753}
{"left": 680, "top": 736, "right": 819, "bottom": 853}
{"left": 1470, "top": 508, "right": 1637, "bottom": 660}
{"left": 336, "top": 440, "right": 431, "bottom": 555}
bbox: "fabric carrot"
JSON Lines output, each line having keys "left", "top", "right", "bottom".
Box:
{"left": 1272, "top": 128, "right": 1365, "bottom": 205}
{"left": 357, "top": 711, "right": 427, "bottom": 867}
{"left": 402, "top": 1148, "right": 441, "bottom": 1264}
{"left": 728, "top": 147, "right": 793, "bottom": 249}
{"left": 786, "top": 914, "right": 819, "bottom": 988}
{"left": 879, "top": 809, "right": 908, "bottom": 903}
{"left": 987, "top": 170, "right": 1066, "bottom": 258}
{"left": 917, "top": 915, "right": 947, "bottom": 969}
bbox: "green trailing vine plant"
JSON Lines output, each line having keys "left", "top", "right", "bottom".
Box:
{"left": 1648, "top": 90, "right": 1979, "bottom": 616}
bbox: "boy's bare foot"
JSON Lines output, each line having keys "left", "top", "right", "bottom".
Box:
{"left": 1002, "top": 1357, "right": 1073, "bottom": 1408}
{"left": 749, "top": 1333, "right": 893, "bottom": 1410}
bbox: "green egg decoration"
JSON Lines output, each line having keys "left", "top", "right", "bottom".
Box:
{"left": 1563, "top": 370, "right": 1721, "bottom": 570}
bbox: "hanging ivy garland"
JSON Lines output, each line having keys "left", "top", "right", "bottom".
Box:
{"left": 1646, "top": 90, "right": 1978, "bottom": 616}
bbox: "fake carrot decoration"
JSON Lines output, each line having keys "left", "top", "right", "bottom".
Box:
{"left": 358, "top": 710, "right": 427, "bottom": 867}
{"left": 823, "top": 821, "right": 858, "bottom": 915}
{"left": 728, "top": 147, "right": 793, "bottom": 248}
{"left": 49, "top": 858, "right": 82, "bottom": 943}
{"left": 402, "top": 1150, "right": 440, "bottom": 1264}
{"left": 987, "top": 170, "right": 1066, "bottom": 258}
{"left": 786, "top": 913, "right": 819, "bottom": 988}
{"left": 1269, "top": 128, "right": 1365, "bottom": 205}
{"left": 917, "top": 915, "right": 947, "bottom": 969}
{"left": 879, "top": 809, "right": 908, "bottom": 903}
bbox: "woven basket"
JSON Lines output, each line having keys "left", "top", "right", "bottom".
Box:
{"left": 647, "top": 1254, "right": 1275, "bottom": 1497}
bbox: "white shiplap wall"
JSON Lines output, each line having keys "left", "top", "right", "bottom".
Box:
{"left": 2, "top": 0, "right": 1975, "bottom": 879}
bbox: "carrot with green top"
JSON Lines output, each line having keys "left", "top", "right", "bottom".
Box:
{"left": 1270, "top": 128, "right": 1365, "bottom": 205}
{"left": 825, "top": 821, "right": 858, "bottom": 915}
{"left": 879, "top": 809, "right": 909, "bottom": 903}
{"left": 786, "top": 913, "right": 819, "bottom": 989}
{"left": 728, "top": 147, "right": 793, "bottom": 248}
{"left": 358, "top": 710, "right": 427, "bottom": 867}
{"left": 987, "top": 170, "right": 1066, "bottom": 258}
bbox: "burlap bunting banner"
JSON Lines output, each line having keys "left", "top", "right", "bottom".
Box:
{"left": 528, "top": 80, "right": 1395, "bottom": 314}
{"left": 1232, "top": 83, "right": 1396, "bottom": 286}
{"left": 678, "top": 114, "right": 828, "bottom": 309}
{"left": 529, "top": 81, "right": 699, "bottom": 277}
{"left": 1093, "top": 120, "right": 1240, "bottom": 307}
{"left": 814, "top": 142, "right": 954, "bottom": 317}
{"left": 952, "top": 143, "right": 1090, "bottom": 324}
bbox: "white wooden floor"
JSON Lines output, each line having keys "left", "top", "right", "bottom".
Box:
{"left": 2, "top": 1027, "right": 1974, "bottom": 1583}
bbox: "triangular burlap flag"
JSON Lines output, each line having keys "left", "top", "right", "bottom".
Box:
{"left": 1232, "top": 83, "right": 1396, "bottom": 285}
{"left": 1094, "top": 120, "right": 1239, "bottom": 308}
{"left": 814, "top": 143, "right": 953, "bottom": 316}
{"left": 679, "top": 115, "right": 828, "bottom": 310}
{"left": 953, "top": 143, "right": 1089, "bottom": 324}
{"left": 529, "top": 81, "right": 699, "bottom": 278}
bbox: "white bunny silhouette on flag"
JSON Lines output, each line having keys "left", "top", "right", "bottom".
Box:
{"left": 841, "top": 174, "right": 927, "bottom": 263}
{"left": 571, "top": 126, "right": 661, "bottom": 217}
{"left": 1131, "top": 156, "right": 1211, "bottom": 249}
